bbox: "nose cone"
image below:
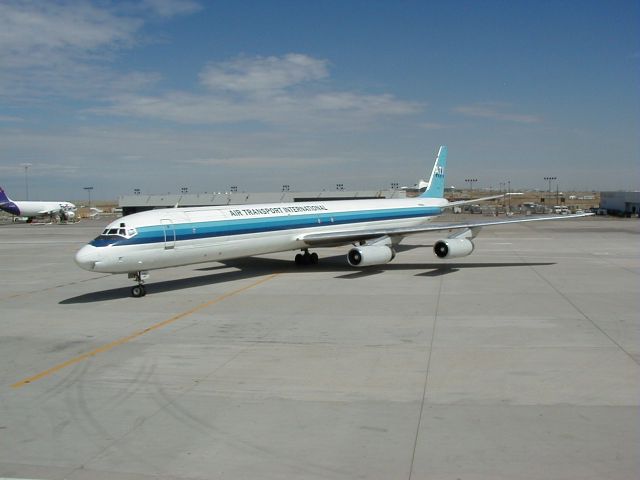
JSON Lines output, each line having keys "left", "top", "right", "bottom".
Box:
{"left": 75, "top": 245, "right": 101, "bottom": 271}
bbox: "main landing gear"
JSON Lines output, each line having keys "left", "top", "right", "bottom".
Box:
{"left": 295, "top": 249, "right": 318, "bottom": 266}
{"left": 128, "top": 271, "right": 149, "bottom": 297}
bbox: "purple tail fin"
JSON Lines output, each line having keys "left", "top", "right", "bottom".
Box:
{"left": 0, "top": 187, "right": 22, "bottom": 216}
{"left": 0, "top": 187, "right": 10, "bottom": 203}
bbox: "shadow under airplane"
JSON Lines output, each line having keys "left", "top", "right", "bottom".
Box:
{"left": 60, "top": 252, "right": 555, "bottom": 304}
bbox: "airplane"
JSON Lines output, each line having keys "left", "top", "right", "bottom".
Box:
{"left": 0, "top": 187, "right": 77, "bottom": 223}
{"left": 75, "top": 146, "right": 593, "bottom": 297}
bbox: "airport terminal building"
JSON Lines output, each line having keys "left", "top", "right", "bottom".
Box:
{"left": 118, "top": 189, "right": 409, "bottom": 216}
{"left": 600, "top": 191, "right": 640, "bottom": 216}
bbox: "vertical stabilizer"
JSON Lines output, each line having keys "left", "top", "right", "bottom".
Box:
{"left": 419, "top": 146, "right": 447, "bottom": 198}
{"left": 0, "top": 187, "right": 21, "bottom": 216}
{"left": 0, "top": 187, "right": 11, "bottom": 204}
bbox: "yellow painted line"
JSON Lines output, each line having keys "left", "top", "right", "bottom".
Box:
{"left": 11, "top": 273, "right": 279, "bottom": 389}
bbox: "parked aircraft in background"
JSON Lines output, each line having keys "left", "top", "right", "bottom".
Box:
{"left": 75, "top": 146, "right": 593, "bottom": 297}
{"left": 0, "top": 187, "right": 76, "bottom": 223}
{"left": 89, "top": 207, "right": 104, "bottom": 217}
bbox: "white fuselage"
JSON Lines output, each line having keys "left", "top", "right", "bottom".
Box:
{"left": 0, "top": 199, "right": 76, "bottom": 218}
{"left": 75, "top": 197, "right": 447, "bottom": 274}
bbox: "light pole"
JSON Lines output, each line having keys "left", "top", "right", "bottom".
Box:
{"left": 21, "top": 163, "right": 32, "bottom": 200}
{"left": 465, "top": 178, "right": 478, "bottom": 192}
{"left": 544, "top": 176, "right": 556, "bottom": 194}
{"left": 84, "top": 186, "right": 93, "bottom": 210}
{"left": 507, "top": 180, "right": 511, "bottom": 213}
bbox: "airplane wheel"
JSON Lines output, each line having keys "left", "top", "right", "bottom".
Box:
{"left": 295, "top": 253, "right": 303, "bottom": 265}
{"left": 310, "top": 252, "right": 319, "bottom": 264}
{"left": 131, "top": 285, "right": 146, "bottom": 298}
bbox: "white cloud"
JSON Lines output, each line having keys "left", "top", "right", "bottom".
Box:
{"left": 454, "top": 103, "right": 541, "bottom": 124}
{"left": 0, "top": 1, "right": 180, "bottom": 100}
{"left": 419, "top": 122, "right": 449, "bottom": 130}
{"left": 0, "top": 160, "right": 80, "bottom": 177}
{"left": 142, "top": 0, "right": 201, "bottom": 17}
{"left": 0, "top": 3, "right": 419, "bottom": 128}
{"left": 0, "top": 125, "right": 419, "bottom": 195}
{"left": 200, "top": 53, "right": 329, "bottom": 93}
{"left": 0, "top": 1, "right": 200, "bottom": 70}
{"left": 185, "top": 155, "right": 345, "bottom": 169}
{"left": 99, "top": 89, "right": 420, "bottom": 128}
{"left": 0, "top": 1, "right": 140, "bottom": 69}
{"left": 0, "top": 115, "right": 23, "bottom": 122}
{"left": 311, "top": 92, "right": 419, "bottom": 115}
{"left": 96, "top": 54, "right": 422, "bottom": 128}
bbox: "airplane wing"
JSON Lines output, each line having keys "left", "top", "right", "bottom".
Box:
{"left": 36, "top": 205, "right": 71, "bottom": 215}
{"left": 445, "top": 192, "right": 523, "bottom": 207}
{"left": 299, "top": 213, "right": 594, "bottom": 247}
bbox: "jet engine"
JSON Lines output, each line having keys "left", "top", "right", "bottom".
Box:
{"left": 347, "top": 245, "right": 395, "bottom": 267}
{"left": 433, "top": 238, "right": 474, "bottom": 259}
{"left": 59, "top": 209, "right": 76, "bottom": 222}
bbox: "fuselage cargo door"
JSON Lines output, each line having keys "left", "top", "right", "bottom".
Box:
{"left": 161, "top": 219, "right": 176, "bottom": 249}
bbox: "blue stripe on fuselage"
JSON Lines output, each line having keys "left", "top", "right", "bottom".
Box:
{"left": 92, "top": 206, "right": 441, "bottom": 247}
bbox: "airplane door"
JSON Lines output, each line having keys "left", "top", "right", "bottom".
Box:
{"left": 161, "top": 219, "right": 176, "bottom": 249}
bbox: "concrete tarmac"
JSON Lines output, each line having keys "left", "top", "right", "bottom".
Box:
{"left": 0, "top": 216, "right": 638, "bottom": 479}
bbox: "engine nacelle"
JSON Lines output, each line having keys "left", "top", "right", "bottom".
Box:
{"left": 347, "top": 245, "right": 395, "bottom": 267}
{"left": 64, "top": 211, "right": 76, "bottom": 220}
{"left": 433, "top": 238, "right": 474, "bottom": 259}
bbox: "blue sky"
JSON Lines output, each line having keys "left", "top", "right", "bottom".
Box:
{"left": 0, "top": 0, "right": 638, "bottom": 200}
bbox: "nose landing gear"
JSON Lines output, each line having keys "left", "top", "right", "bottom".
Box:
{"left": 128, "top": 271, "right": 149, "bottom": 297}
{"left": 131, "top": 284, "right": 146, "bottom": 298}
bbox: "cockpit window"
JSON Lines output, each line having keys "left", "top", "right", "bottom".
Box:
{"left": 97, "top": 224, "right": 137, "bottom": 240}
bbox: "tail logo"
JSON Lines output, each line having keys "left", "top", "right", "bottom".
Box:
{"left": 433, "top": 165, "right": 444, "bottom": 177}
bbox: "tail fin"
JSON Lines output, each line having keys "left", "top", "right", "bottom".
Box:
{"left": 419, "top": 145, "right": 447, "bottom": 198}
{"left": 0, "top": 187, "right": 21, "bottom": 216}
{"left": 0, "top": 187, "right": 11, "bottom": 204}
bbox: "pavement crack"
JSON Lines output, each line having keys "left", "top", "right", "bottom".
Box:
{"left": 408, "top": 274, "right": 443, "bottom": 480}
